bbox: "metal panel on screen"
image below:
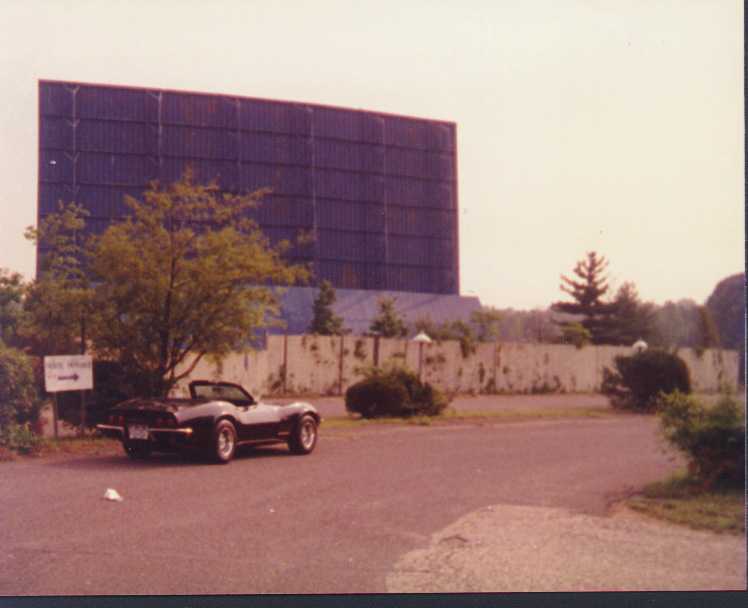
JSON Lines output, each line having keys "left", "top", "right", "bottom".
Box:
{"left": 38, "top": 80, "right": 459, "bottom": 294}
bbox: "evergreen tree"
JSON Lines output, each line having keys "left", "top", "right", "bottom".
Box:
{"left": 308, "top": 280, "right": 345, "bottom": 335}
{"left": 552, "top": 252, "right": 618, "bottom": 344}
{"left": 607, "top": 282, "right": 656, "bottom": 345}
{"left": 369, "top": 297, "right": 407, "bottom": 338}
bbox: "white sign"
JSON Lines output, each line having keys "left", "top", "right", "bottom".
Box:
{"left": 44, "top": 355, "right": 93, "bottom": 392}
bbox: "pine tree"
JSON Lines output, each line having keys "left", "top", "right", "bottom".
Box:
{"left": 607, "top": 282, "right": 656, "bottom": 345}
{"left": 552, "top": 252, "right": 618, "bottom": 345}
{"left": 308, "top": 280, "right": 345, "bottom": 335}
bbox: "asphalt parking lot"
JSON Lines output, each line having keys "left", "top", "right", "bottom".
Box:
{"left": 4, "top": 408, "right": 742, "bottom": 595}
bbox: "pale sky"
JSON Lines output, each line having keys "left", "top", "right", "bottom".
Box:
{"left": 0, "top": 0, "right": 743, "bottom": 309}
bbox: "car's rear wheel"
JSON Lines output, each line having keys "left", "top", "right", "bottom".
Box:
{"left": 212, "top": 420, "right": 237, "bottom": 463}
{"left": 288, "top": 415, "right": 318, "bottom": 455}
{"left": 123, "top": 442, "right": 151, "bottom": 460}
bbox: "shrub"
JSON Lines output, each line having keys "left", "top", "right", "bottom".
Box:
{"left": 602, "top": 349, "right": 691, "bottom": 411}
{"left": 0, "top": 343, "right": 40, "bottom": 428}
{"left": 0, "top": 422, "right": 43, "bottom": 455}
{"left": 658, "top": 392, "right": 745, "bottom": 488}
{"left": 561, "top": 322, "right": 591, "bottom": 349}
{"left": 345, "top": 366, "right": 449, "bottom": 418}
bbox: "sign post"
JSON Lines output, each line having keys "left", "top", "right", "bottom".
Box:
{"left": 44, "top": 355, "right": 94, "bottom": 438}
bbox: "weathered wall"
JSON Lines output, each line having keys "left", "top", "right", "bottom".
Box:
{"left": 172, "top": 336, "right": 739, "bottom": 397}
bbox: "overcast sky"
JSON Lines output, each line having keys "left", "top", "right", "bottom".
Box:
{"left": 0, "top": 0, "right": 743, "bottom": 309}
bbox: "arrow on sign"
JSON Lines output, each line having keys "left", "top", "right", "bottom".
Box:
{"left": 59, "top": 374, "right": 80, "bottom": 381}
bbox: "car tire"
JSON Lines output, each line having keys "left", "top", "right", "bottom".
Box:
{"left": 212, "top": 420, "right": 237, "bottom": 463}
{"left": 123, "top": 442, "right": 151, "bottom": 460}
{"left": 288, "top": 415, "right": 318, "bottom": 455}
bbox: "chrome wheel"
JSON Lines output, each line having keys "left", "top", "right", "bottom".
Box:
{"left": 289, "top": 414, "right": 318, "bottom": 455}
{"left": 218, "top": 428, "right": 234, "bottom": 457}
{"left": 213, "top": 420, "right": 237, "bottom": 463}
{"left": 300, "top": 418, "right": 316, "bottom": 450}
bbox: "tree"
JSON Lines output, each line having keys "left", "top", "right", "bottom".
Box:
{"left": 560, "top": 322, "right": 592, "bottom": 348}
{"left": 411, "top": 316, "right": 477, "bottom": 357}
{"left": 705, "top": 273, "right": 744, "bottom": 379}
{"left": 552, "top": 252, "right": 618, "bottom": 344}
{"left": 82, "top": 171, "right": 306, "bottom": 397}
{"left": 607, "top": 282, "right": 656, "bottom": 345}
{"left": 369, "top": 297, "right": 407, "bottom": 338}
{"left": 470, "top": 306, "right": 503, "bottom": 342}
{"left": 0, "top": 269, "right": 24, "bottom": 347}
{"left": 705, "top": 273, "right": 745, "bottom": 349}
{"left": 0, "top": 342, "right": 39, "bottom": 427}
{"left": 487, "top": 308, "right": 561, "bottom": 343}
{"left": 695, "top": 305, "right": 720, "bottom": 353}
{"left": 308, "top": 280, "right": 345, "bottom": 335}
{"left": 21, "top": 202, "right": 93, "bottom": 356}
{"left": 651, "top": 299, "right": 702, "bottom": 348}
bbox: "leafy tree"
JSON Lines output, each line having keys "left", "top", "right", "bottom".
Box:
{"left": 706, "top": 273, "right": 745, "bottom": 349}
{"left": 552, "top": 252, "right": 618, "bottom": 344}
{"left": 411, "top": 316, "right": 477, "bottom": 357}
{"left": 524, "top": 308, "right": 558, "bottom": 343}
{"left": 0, "top": 342, "right": 40, "bottom": 427}
{"left": 21, "top": 202, "right": 93, "bottom": 356}
{"left": 706, "top": 273, "right": 745, "bottom": 379}
{"left": 0, "top": 269, "right": 24, "bottom": 347}
{"left": 488, "top": 308, "right": 561, "bottom": 343}
{"left": 369, "top": 297, "right": 407, "bottom": 338}
{"left": 695, "top": 305, "right": 720, "bottom": 352}
{"left": 86, "top": 171, "right": 308, "bottom": 396}
{"left": 651, "top": 299, "right": 702, "bottom": 348}
{"left": 470, "top": 306, "right": 503, "bottom": 342}
{"left": 308, "top": 280, "right": 345, "bottom": 335}
{"left": 560, "top": 322, "right": 592, "bottom": 348}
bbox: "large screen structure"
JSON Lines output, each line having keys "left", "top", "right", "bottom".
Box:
{"left": 38, "top": 80, "right": 460, "bottom": 295}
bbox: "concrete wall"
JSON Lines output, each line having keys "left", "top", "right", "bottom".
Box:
{"left": 172, "top": 336, "right": 739, "bottom": 398}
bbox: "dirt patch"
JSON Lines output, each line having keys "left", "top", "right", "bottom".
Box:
{"left": 386, "top": 503, "right": 746, "bottom": 592}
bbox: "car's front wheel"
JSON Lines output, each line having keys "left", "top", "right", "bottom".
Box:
{"left": 212, "top": 420, "right": 237, "bottom": 463}
{"left": 288, "top": 415, "right": 318, "bottom": 455}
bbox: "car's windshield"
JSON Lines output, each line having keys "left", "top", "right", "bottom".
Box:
{"left": 193, "top": 383, "right": 253, "bottom": 403}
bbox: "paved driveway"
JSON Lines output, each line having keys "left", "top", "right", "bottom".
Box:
{"left": 275, "top": 392, "right": 612, "bottom": 418}
{"left": 5, "top": 412, "right": 736, "bottom": 595}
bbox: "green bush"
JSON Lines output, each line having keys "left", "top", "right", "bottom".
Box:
{"left": 602, "top": 349, "right": 691, "bottom": 411}
{"left": 0, "top": 343, "right": 40, "bottom": 428}
{"left": 345, "top": 366, "right": 449, "bottom": 418}
{"left": 0, "top": 422, "right": 43, "bottom": 455}
{"left": 658, "top": 392, "right": 745, "bottom": 488}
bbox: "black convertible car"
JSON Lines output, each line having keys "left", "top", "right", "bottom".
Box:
{"left": 96, "top": 381, "right": 320, "bottom": 463}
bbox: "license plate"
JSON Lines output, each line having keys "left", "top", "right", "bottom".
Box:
{"left": 128, "top": 424, "right": 149, "bottom": 440}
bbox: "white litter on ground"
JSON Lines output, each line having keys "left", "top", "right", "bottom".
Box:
{"left": 103, "top": 488, "right": 123, "bottom": 502}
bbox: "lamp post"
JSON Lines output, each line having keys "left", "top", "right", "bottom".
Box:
{"left": 412, "top": 331, "right": 432, "bottom": 381}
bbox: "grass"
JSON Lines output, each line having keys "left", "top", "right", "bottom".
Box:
{"left": 0, "top": 435, "right": 120, "bottom": 461}
{"left": 37, "top": 435, "right": 120, "bottom": 457}
{"left": 322, "top": 406, "right": 613, "bottom": 429}
{"left": 626, "top": 472, "right": 745, "bottom": 535}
